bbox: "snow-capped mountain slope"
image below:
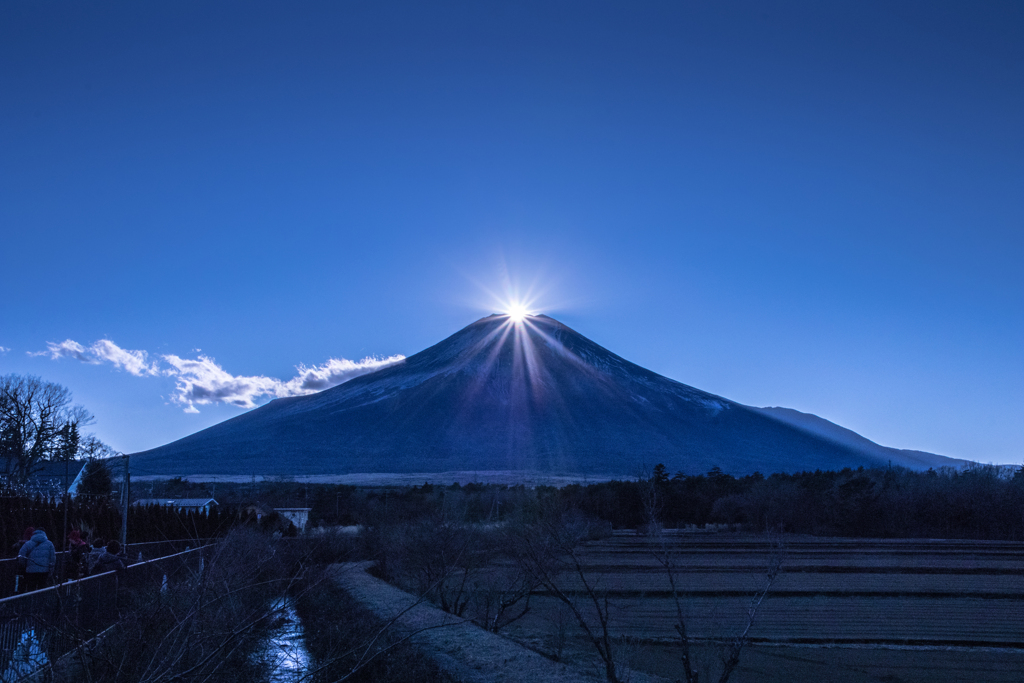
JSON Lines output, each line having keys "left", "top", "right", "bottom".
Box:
{"left": 131, "top": 314, "right": 966, "bottom": 476}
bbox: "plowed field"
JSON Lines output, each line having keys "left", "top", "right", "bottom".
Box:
{"left": 502, "top": 533, "right": 1024, "bottom": 682}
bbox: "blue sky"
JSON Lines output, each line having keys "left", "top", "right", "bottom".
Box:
{"left": 1, "top": 1, "right": 1021, "bottom": 464}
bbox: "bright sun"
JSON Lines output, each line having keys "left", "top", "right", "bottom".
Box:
{"left": 506, "top": 303, "right": 530, "bottom": 323}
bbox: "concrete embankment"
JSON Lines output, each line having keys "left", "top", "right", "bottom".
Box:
{"left": 329, "top": 562, "right": 666, "bottom": 683}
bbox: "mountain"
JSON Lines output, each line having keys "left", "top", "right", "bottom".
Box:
{"left": 131, "top": 314, "right": 964, "bottom": 477}
{"left": 752, "top": 406, "right": 969, "bottom": 470}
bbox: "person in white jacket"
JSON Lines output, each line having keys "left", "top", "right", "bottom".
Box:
{"left": 18, "top": 528, "right": 56, "bottom": 593}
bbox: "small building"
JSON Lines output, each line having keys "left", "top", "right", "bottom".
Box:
{"left": 274, "top": 507, "right": 312, "bottom": 531}
{"left": 134, "top": 498, "right": 218, "bottom": 514}
{"left": 242, "top": 503, "right": 274, "bottom": 522}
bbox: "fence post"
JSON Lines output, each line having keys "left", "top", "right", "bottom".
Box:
{"left": 120, "top": 456, "right": 130, "bottom": 548}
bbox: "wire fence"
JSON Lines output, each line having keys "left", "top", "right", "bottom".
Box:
{"left": 0, "top": 543, "right": 216, "bottom": 682}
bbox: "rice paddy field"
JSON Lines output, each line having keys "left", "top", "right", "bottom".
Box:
{"left": 501, "top": 532, "right": 1024, "bottom": 683}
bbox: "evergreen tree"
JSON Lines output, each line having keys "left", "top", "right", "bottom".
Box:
{"left": 79, "top": 458, "right": 114, "bottom": 498}
{"left": 56, "top": 421, "right": 80, "bottom": 462}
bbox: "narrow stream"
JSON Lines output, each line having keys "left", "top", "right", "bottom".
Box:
{"left": 261, "top": 597, "right": 312, "bottom": 682}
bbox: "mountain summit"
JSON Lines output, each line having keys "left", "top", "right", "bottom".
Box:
{"left": 132, "top": 314, "right": 963, "bottom": 476}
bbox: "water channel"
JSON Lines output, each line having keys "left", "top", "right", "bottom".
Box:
{"left": 261, "top": 597, "right": 312, "bottom": 683}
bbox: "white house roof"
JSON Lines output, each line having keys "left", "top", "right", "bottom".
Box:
{"left": 15, "top": 460, "right": 88, "bottom": 496}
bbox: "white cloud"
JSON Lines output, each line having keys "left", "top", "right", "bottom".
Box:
{"left": 91, "top": 339, "right": 161, "bottom": 376}
{"left": 33, "top": 339, "right": 159, "bottom": 376}
{"left": 162, "top": 354, "right": 284, "bottom": 410}
{"left": 34, "top": 337, "right": 404, "bottom": 413}
{"left": 0, "top": 346, "right": 10, "bottom": 354}
{"left": 162, "top": 353, "right": 405, "bottom": 412}
{"left": 280, "top": 356, "right": 406, "bottom": 395}
{"left": 34, "top": 339, "right": 91, "bottom": 362}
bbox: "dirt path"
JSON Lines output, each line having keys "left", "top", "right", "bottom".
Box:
{"left": 330, "top": 562, "right": 668, "bottom": 683}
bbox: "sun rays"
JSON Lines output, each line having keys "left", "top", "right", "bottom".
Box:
{"left": 505, "top": 302, "right": 531, "bottom": 323}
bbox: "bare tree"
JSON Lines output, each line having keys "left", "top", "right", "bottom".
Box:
{"left": 0, "top": 374, "right": 93, "bottom": 482}
{"left": 369, "top": 496, "right": 537, "bottom": 635}
{"left": 466, "top": 524, "right": 538, "bottom": 634}
{"left": 79, "top": 434, "right": 116, "bottom": 460}
{"left": 637, "top": 464, "right": 664, "bottom": 537}
{"left": 715, "top": 530, "right": 784, "bottom": 683}
{"left": 471, "top": 557, "right": 537, "bottom": 634}
{"left": 642, "top": 474, "right": 785, "bottom": 683}
{"left": 512, "top": 508, "right": 621, "bottom": 683}
{"left": 374, "top": 500, "right": 484, "bottom": 618}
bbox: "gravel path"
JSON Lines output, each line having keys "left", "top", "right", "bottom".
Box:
{"left": 330, "top": 562, "right": 668, "bottom": 683}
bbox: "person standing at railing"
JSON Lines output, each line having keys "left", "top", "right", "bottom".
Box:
{"left": 65, "top": 529, "right": 89, "bottom": 580}
{"left": 12, "top": 526, "right": 35, "bottom": 594}
{"left": 18, "top": 527, "right": 56, "bottom": 593}
{"left": 93, "top": 540, "right": 127, "bottom": 574}
{"left": 86, "top": 538, "right": 105, "bottom": 576}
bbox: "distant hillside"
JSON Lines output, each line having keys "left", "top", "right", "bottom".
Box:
{"left": 753, "top": 406, "right": 968, "bottom": 470}
{"left": 132, "top": 315, "right": 966, "bottom": 477}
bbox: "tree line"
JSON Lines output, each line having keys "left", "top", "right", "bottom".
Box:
{"left": 345, "top": 464, "right": 1024, "bottom": 541}
{"left": 153, "top": 462, "right": 1024, "bottom": 541}
{"left": 592, "top": 463, "right": 1024, "bottom": 540}
{"left": 552, "top": 464, "right": 1024, "bottom": 540}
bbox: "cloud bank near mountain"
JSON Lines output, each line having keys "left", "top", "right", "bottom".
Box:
{"left": 162, "top": 352, "right": 405, "bottom": 412}
{"left": 33, "top": 338, "right": 404, "bottom": 413}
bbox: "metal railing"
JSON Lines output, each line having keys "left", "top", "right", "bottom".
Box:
{"left": 0, "top": 544, "right": 215, "bottom": 682}
{"left": 0, "top": 540, "right": 216, "bottom": 600}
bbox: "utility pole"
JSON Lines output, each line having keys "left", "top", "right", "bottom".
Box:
{"left": 63, "top": 456, "right": 70, "bottom": 552}
{"left": 120, "top": 455, "right": 130, "bottom": 548}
